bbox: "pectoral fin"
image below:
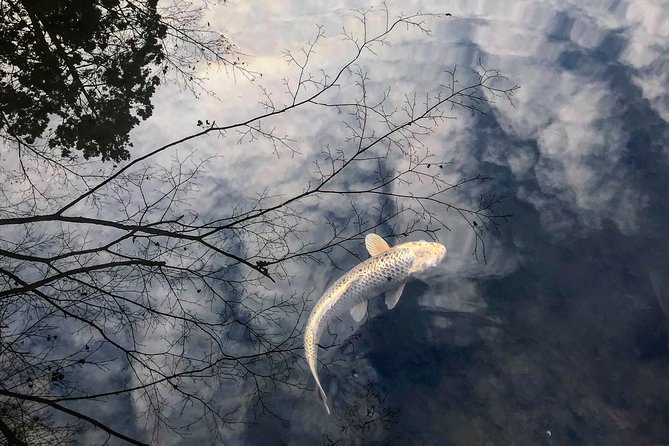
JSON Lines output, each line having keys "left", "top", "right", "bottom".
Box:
{"left": 350, "top": 300, "right": 368, "bottom": 322}
{"left": 385, "top": 284, "right": 405, "bottom": 310}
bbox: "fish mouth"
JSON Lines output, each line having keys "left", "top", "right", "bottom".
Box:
{"left": 422, "top": 244, "right": 446, "bottom": 267}
{"left": 434, "top": 244, "right": 447, "bottom": 263}
{"left": 427, "top": 257, "right": 443, "bottom": 269}
{"left": 423, "top": 252, "right": 445, "bottom": 270}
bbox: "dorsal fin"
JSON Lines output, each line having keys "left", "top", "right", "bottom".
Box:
{"left": 365, "top": 234, "right": 391, "bottom": 257}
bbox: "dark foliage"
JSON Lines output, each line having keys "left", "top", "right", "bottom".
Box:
{"left": 0, "top": 0, "right": 166, "bottom": 161}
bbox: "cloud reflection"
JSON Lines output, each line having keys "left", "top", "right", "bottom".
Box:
{"left": 59, "top": 0, "right": 667, "bottom": 444}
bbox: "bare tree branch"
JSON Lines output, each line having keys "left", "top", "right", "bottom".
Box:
{"left": 0, "top": 5, "right": 517, "bottom": 443}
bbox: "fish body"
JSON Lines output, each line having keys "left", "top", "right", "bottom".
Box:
{"left": 304, "top": 234, "right": 447, "bottom": 414}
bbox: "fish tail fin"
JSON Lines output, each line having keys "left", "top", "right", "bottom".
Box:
{"left": 316, "top": 380, "right": 331, "bottom": 415}
{"left": 306, "top": 328, "right": 331, "bottom": 414}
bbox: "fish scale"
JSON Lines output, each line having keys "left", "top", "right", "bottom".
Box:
{"left": 310, "top": 248, "right": 414, "bottom": 338}
{"left": 303, "top": 234, "right": 447, "bottom": 415}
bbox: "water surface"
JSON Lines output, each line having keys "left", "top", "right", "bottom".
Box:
{"left": 6, "top": 1, "right": 669, "bottom": 445}
{"left": 212, "top": 1, "right": 669, "bottom": 445}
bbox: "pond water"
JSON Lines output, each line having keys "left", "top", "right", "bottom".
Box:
{"left": 3, "top": 1, "right": 668, "bottom": 445}
{"left": 205, "top": 1, "right": 668, "bottom": 445}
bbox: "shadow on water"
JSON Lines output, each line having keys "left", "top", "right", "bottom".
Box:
{"left": 240, "top": 4, "right": 669, "bottom": 445}
{"left": 313, "top": 7, "right": 669, "bottom": 446}
{"left": 352, "top": 8, "right": 669, "bottom": 446}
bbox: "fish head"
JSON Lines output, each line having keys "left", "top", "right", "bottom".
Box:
{"left": 400, "top": 240, "right": 447, "bottom": 275}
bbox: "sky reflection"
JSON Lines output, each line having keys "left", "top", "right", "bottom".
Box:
{"left": 31, "top": 0, "right": 666, "bottom": 444}
{"left": 175, "top": 1, "right": 669, "bottom": 445}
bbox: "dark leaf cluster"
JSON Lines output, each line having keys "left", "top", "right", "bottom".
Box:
{"left": 0, "top": 0, "right": 167, "bottom": 161}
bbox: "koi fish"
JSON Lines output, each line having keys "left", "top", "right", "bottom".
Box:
{"left": 304, "top": 233, "right": 447, "bottom": 414}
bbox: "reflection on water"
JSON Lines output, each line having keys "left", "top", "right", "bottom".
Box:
{"left": 229, "top": 0, "right": 669, "bottom": 445}
{"left": 3, "top": 0, "right": 666, "bottom": 444}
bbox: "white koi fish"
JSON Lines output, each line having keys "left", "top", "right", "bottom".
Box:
{"left": 304, "top": 233, "right": 447, "bottom": 414}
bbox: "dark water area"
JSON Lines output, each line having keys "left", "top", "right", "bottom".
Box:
{"left": 2, "top": 1, "right": 668, "bottom": 445}
{"left": 239, "top": 2, "right": 669, "bottom": 445}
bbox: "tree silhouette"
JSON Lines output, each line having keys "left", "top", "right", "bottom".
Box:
{"left": 0, "top": 5, "right": 517, "bottom": 445}
{"left": 0, "top": 0, "right": 244, "bottom": 162}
